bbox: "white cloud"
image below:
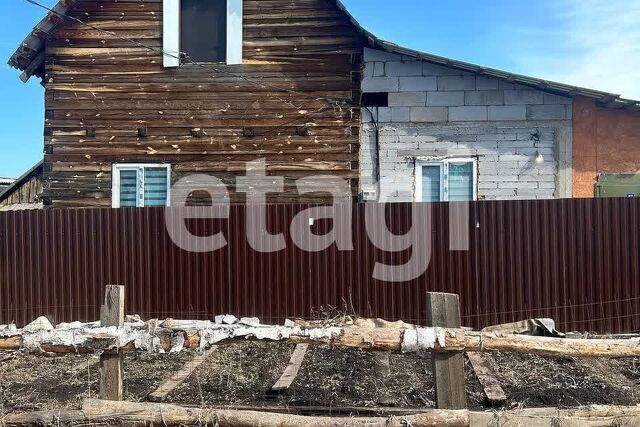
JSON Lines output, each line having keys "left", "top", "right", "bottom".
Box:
{"left": 506, "top": 0, "right": 640, "bottom": 100}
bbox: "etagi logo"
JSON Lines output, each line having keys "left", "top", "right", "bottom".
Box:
{"left": 165, "top": 159, "right": 470, "bottom": 282}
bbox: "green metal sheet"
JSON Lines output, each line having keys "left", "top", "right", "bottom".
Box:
{"left": 596, "top": 173, "right": 640, "bottom": 198}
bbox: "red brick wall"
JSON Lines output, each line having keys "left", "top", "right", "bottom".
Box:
{"left": 573, "top": 96, "right": 640, "bottom": 197}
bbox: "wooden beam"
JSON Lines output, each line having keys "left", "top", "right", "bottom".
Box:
{"left": 271, "top": 343, "right": 309, "bottom": 392}
{"left": 148, "top": 349, "right": 213, "bottom": 402}
{"left": 19, "top": 51, "right": 45, "bottom": 83}
{"left": 426, "top": 292, "right": 467, "bottom": 410}
{"left": 99, "top": 285, "right": 124, "bottom": 401}
{"left": 466, "top": 352, "right": 507, "bottom": 406}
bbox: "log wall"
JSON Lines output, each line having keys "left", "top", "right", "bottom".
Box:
{"left": 43, "top": 0, "right": 364, "bottom": 207}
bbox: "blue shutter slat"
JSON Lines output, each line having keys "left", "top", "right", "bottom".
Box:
{"left": 143, "top": 167, "right": 168, "bottom": 207}
{"left": 448, "top": 163, "right": 473, "bottom": 201}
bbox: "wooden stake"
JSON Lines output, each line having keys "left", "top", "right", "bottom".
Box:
{"left": 99, "top": 285, "right": 124, "bottom": 401}
{"left": 427, "top": 292, "right": 466, "bottom": 410}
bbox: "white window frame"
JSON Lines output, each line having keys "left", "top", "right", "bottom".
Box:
{"left": 112, "top": 163, "right": 172, "bottom": 208}
{"left": 163, "top": 0, "right": 243, "bottom": 67}
{"left": 415, "top": 158, "right": 477, "bottom": 202}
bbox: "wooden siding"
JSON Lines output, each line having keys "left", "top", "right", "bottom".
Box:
{"left": 43, "top": 0, "right": 364, "bottom": 207}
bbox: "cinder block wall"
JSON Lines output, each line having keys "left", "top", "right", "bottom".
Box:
{"left": 360, "top": 48, "right": 573, "bottom": 202}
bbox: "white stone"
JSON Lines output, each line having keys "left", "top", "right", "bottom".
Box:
{"left": 24, "top": 316, "right": 53, "bottom": 333}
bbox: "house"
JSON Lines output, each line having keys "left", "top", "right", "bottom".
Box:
{"left": 0, "top": 177, "right": 14, "bottom": 193}
{"left": 0, "top": 161, "right": 43, "bottom": 211}
{"left": 7, "top": 0, "right": 640, "bottom": 207}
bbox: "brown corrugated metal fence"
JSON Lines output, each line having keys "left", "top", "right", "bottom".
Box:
{"left": 1, "top": 198, "right": 639, "bottom": 332}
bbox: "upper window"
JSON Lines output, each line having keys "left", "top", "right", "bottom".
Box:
{"left": 163, "top": 0, "right": 243, "bottom": 67}
{"left": 112, "top": 164, "right": 171, "bottom": 208}
{"left": 181, "top": 0, "right": 227, "bottom": 63}
{"left": 415, "top": 159, "right": 477, "bottom": 202}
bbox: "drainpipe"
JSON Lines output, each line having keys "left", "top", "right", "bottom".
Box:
{"left": 363, "top": 106, "right": 381, "bottom": 201}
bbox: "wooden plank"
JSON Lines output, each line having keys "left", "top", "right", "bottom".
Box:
{"left": 271, "top": 343, "right": 309, "bottom": 392}
{"left": 466, "top": 352, "right": 507, "bottom": 406}
{"left": 99, "top": 285, "right": 124, "bottom": 401}
{"left": 426, "top": 292, "right": 467, "bottom": 410}
{"left": 147, "top": 349, "right": 213, "bottom": 402}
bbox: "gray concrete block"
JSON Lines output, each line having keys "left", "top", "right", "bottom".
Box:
{"left": 399, "top": 76, "right": 437, "bottom": 91}
{"left": 487, "top": 105, "right": 526, "bottom": 121}
{"left": 477, "top": 133, "right": 517, "bottom": 141}
{"left": 377, "top": 107, "right": 392, "bottom": 122}
{"left": 388, "top": 91, "right": 427, "bottom": 107}
{"left": 363, "top": 48, "right": 402, "bottom": 62}
{"left": 543, "top": 93, "right": 572, "bottom": 104}
{"left": 449, "top": 106, "right": 488, "bottom": 121}
{"left": 437, "top": 76, "right": 477, "bottom": 91}
{"left": 497, "top": 81, "right": 516, "bottom": 90}
{"left": 386, "top": 61, "right": 423, "bottom": 77}
{"left": 422, "top": 62, "right": 461, "bottom": 76}
{"left": 476, "top": 76, "right": 499, "bottom": 90}
{"left": 373, "top": 62, "right": 385, "bottom": 77}
{"left": 426, "top": 91, "right": 465, "bottom": 106}
{"left": 465, "top": 90, "right": 505, "bottom": 106}
{"left": 410, "top": 107, "right": 448, "bottom": 122}
{"left": 363, "top": 62, "right": 374, "bottom": 78}
{"left": 362, "top": 77, "right": 399, "bottom": 93}
{"left": 526, "top": 104, "right": 567, "bottom": 120}
{"left": 481, "top": 189, "right": 517, "bottom": 197}
{"left": 390, "top": 107, "right": 411, "bottom": 122}
{"left": 504, "top": 90, "right": 544, "bottom": 105}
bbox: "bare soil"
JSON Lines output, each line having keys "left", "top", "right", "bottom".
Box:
{"left": 2, "top": 343, "right": 640, "bottom": 416}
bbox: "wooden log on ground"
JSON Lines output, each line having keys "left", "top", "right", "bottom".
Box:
{"left": 79, "top": 399, "right": 470, "bottom": 427}
{"left": 6, "top": 401, "right": 640, "bottom": 427}
{"left": 4, "top": 317, "right": 640, "bottom": 358}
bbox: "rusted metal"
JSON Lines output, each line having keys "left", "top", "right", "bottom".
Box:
{"left": 0, "top": 198, "right": 639, "bottom": 333}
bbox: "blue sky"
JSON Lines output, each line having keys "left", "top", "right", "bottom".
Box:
{"left": 0, "top": 0, "right": 638, "bottom": 178}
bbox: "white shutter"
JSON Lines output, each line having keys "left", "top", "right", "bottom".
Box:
{"left": 226, "top": 0, "right": 243, "bottom": 65}
{"left": 163, "top": 0, "right": 180, "bottom": 67}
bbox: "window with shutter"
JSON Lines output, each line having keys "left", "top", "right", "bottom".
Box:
{"left": 112, "top": 164, "right": 171, "bottom": 208}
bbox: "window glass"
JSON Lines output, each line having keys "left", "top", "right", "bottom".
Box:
{"left": 448, "top": 162, "right": 474, "bottom": 201}
{"left": 422, "top": 165, "right": 441, "bottom": 202}
{"left": 144, "top": 167, "right": 169, "bottom": 207}
{"left": 119, "top": 169, "right": 138, "bottom": 207}
{"left": 180, "top": 0, "right": 227, "bottom": 63}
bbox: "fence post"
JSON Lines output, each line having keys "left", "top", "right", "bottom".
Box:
{"left": 426, "top": 292, "right": 466, "bottom": 409}
{"left": 100, "top": 285, "right": 125, "bottom": 401}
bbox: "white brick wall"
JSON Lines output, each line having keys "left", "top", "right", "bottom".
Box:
{"left": 360, "top": 48, "right": 573, "bottom": 202}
